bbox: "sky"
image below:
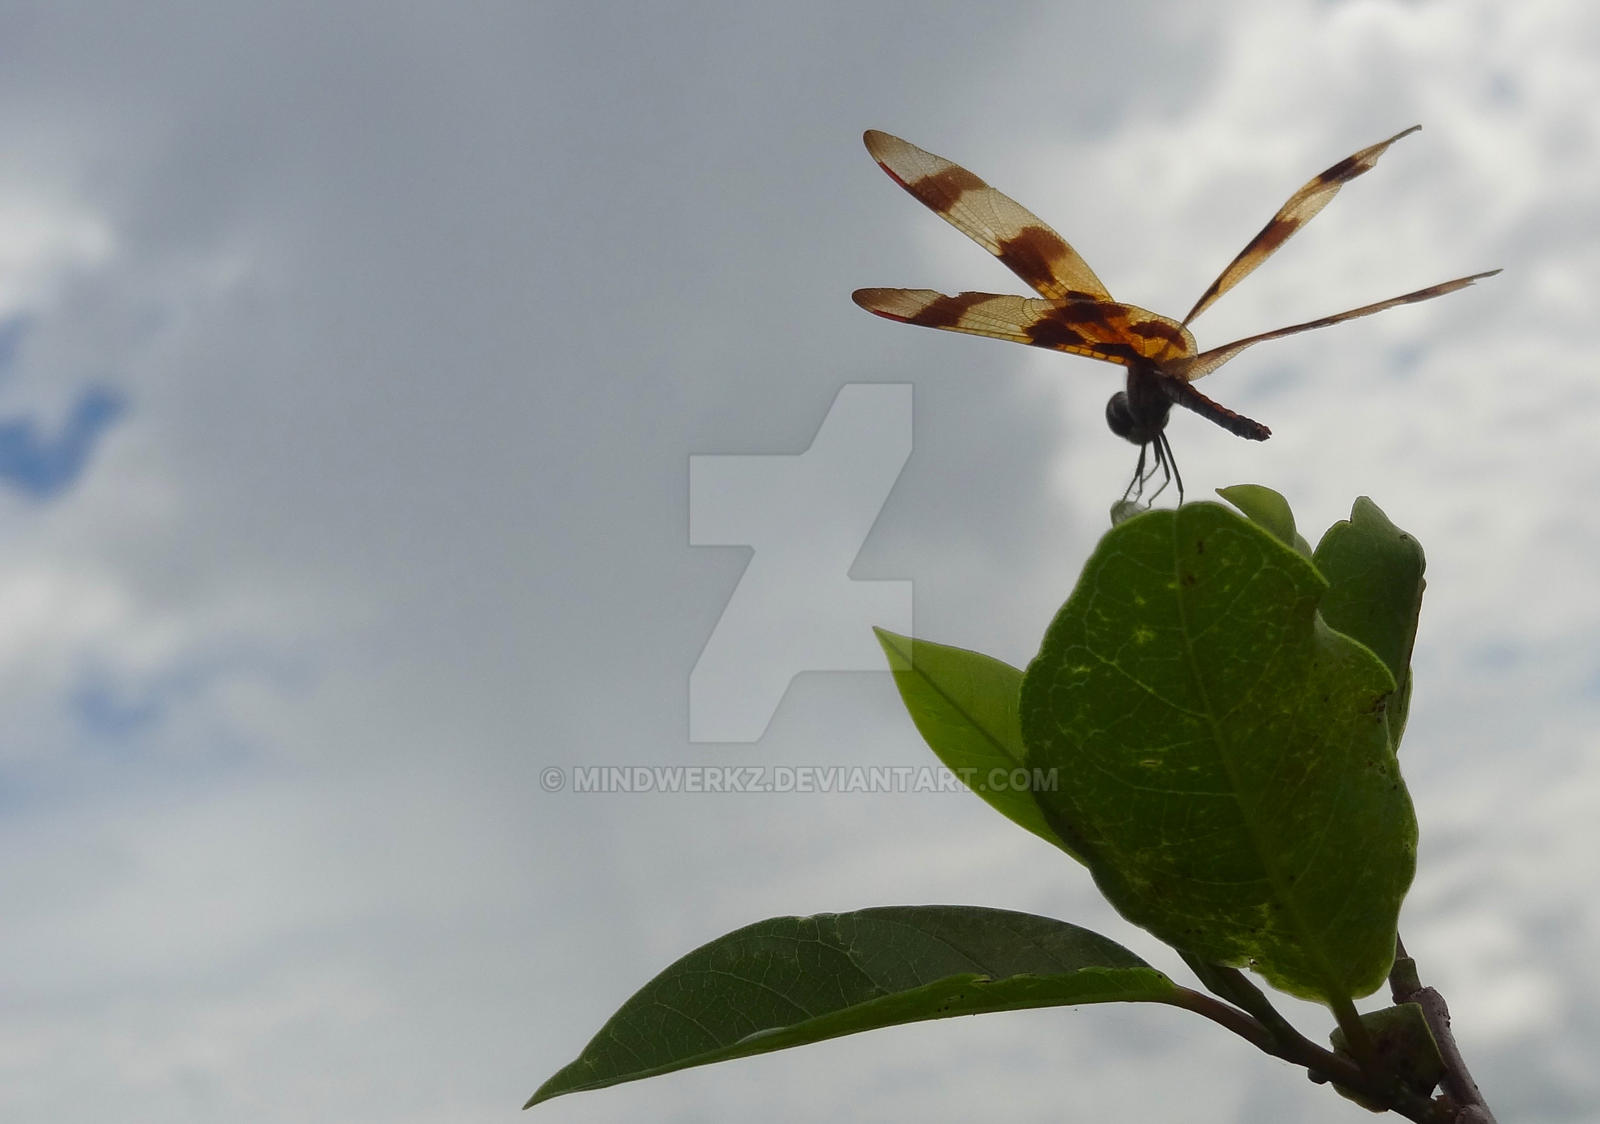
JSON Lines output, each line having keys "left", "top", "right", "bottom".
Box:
{"left": 1, "top": 2, "right": 1595, "bottom": 1122}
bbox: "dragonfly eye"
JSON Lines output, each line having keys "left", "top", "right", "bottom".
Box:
{"left": 1105, "top": 392, "right": 1137, "bottom": 441}
{"left": 1107, "top": 389, "right": 1171, "bottom": 446}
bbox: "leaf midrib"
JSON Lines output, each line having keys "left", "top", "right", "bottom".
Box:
{"left": 1167, "top": 518, "right": 1347, "bottom": 1000}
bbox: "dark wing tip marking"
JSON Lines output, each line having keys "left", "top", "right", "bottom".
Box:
{"left": 1322, "top": 125, "right": 1422, "bottom": 184}
{"left": 1181, "top": 125, "right": 1430, "bottom": 327}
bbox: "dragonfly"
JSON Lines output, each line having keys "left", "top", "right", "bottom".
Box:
{"left": 852, "top": 127, "right": 1498, "bottom": 505}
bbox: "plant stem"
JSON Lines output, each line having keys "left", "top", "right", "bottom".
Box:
{"left": 1390, "top": 936, "right": 1497, "bottom": 1123}
{"left": 1330, "top": 992, "right": 1380, "bottom": 1073}
{"left": 1179, "top": 955, "right": 1317, "bottom": 1056}
{"left": 1164, "top": 987, "right": 1442, "bottom": 1123}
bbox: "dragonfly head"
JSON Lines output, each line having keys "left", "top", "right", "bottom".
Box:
{"left": 1105, "top": 390, "right": 1170, "bottom": 448}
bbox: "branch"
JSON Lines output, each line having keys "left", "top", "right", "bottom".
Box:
{"left": 1179, "top": 954, "right": 1320, "bottom": 1056}
{"left": 1165, "top": 980, "right": 1441, "bottom": 1123}
{"left": 1390, "top": 936, "right": 1497, "bottom": 1123}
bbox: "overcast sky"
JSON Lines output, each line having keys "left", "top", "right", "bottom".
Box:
{"left": 2, "top": 3, "right": 1595, "bottom": 1122}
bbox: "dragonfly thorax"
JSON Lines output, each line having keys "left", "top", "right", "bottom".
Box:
{"left": 1104, "top": 367, "right": 1174, "bottom": 448}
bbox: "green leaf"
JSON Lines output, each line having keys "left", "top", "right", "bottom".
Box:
{"left": 528, "top": 906, "right": 1177, "bottom": 1107}
{"left": 1019, "top": 502, "right": 1417, "bottom": 1004}
{"left": 1313, "top": 498, "right": 1426, "bottom": 747}
{"left": 1216, "top": 484, "right": 1312, "bottom": 558}
{"left": 874, "top": 628, "right": 1074, "bottom": 856}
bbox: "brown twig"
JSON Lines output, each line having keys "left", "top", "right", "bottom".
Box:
{"left": 1390, "top": 936, "right": 1497, "bottom": 1123}
{"left": 1164, "top": 983, "right": 1442, "bottom": 1122}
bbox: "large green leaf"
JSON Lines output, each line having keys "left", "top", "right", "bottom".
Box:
{"left": 1019, "top": 503, "right": 1417, "bottom": 1003}
{"left": 1312, "top": 498, "right": 1426, "bottom": 747}
{"left": 875, "top": 628, "right": 1074, "bottom": 856}
{"left": 528, "top": 906, "right": 1176, "bottom": 1107}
